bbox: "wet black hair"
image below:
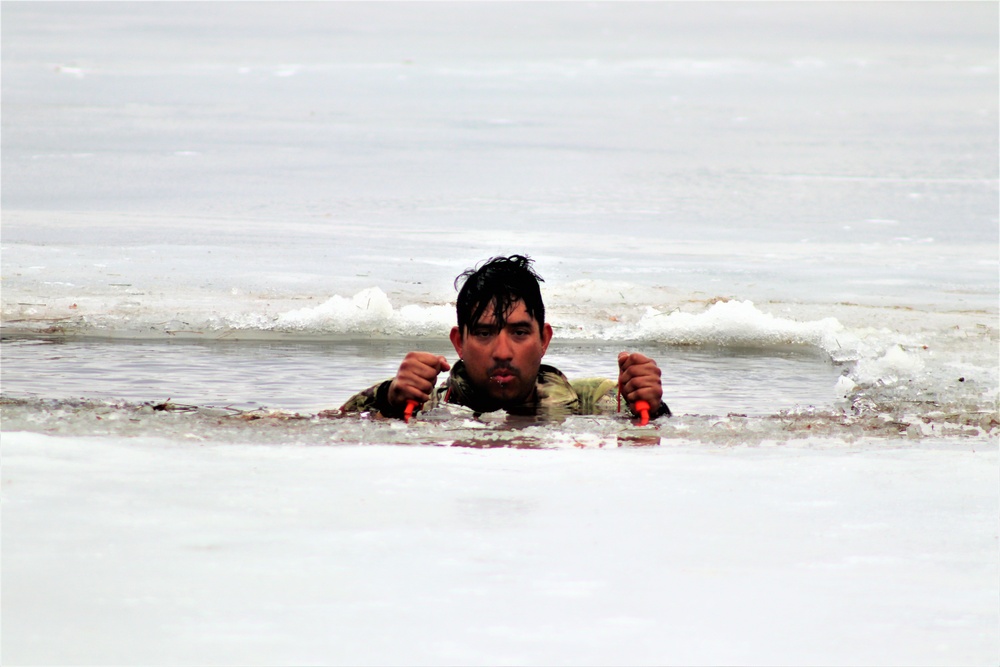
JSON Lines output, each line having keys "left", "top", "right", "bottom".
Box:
{"left": 454, "top": 254, "right": 545, "bottom": 335}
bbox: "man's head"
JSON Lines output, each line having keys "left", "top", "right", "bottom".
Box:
{"left": 454, "top": 254, "right": 546, "bottom": 334}
{"left": 450, "top": 255, "right": 553, "bottom": 409}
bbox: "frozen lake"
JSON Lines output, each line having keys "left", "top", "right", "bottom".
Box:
{"left": 2, "top": 2, "right": 997, "bottom": 664}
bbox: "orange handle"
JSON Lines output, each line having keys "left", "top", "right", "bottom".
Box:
{"left": 619, "top": 385, "right": 650, "bottom": 425}
{"left": 634, "top": 400, "right": 650, "bottom": 426}
{"left": 404, "top": 399, "right": 419, "bottom": 423}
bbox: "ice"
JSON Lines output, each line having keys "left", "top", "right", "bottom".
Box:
{"left": 630, "top": 299, "right": 846, "bottom": 348}
{"left": 276, "top": 288, "right": 396, "bottom": 332}
{"left": 3, "top": 431, "right": 997, "bottom": 665}
{"left": 2, "top": 2, "right": 997, "bottom": 662}
{"left": 274, "top": 288, "right": 455, "bottom": 337}
{"left": 2, "top": 393, "right": 996, "bottom": 449}
{"left": 835, "top": 375, "right": 858, "bottom": 399}
{"left": 854, "top": 344, "right": 927, "bottom": 386}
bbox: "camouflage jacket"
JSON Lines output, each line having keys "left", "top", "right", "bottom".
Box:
{"left": 339, "top": 361, "right": 671, "bottom": 419}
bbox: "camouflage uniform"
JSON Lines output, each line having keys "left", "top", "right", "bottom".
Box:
{"left": 339, "top": 360, "right": 671, "bottom": 419}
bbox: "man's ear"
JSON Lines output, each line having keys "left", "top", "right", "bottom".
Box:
{"left": 540, "top": 322, "right": 553, "bottom": 356}
{"left": 449, "top": 326, "right": 464, "bottom": 358}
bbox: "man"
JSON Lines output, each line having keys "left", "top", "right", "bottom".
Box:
{"left": 340, "top": 255, "right": 670, "bottom": 419}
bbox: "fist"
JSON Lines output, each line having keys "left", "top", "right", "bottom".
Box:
{"left": 388, "top": 352, "right": 451, "bottom": 409}
{"left": 617, "top": 351, "right": 663, "bottom": 415}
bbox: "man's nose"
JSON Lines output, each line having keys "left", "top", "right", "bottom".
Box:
{"left": 492, "top": 331, "right": 514, "bottom": 360}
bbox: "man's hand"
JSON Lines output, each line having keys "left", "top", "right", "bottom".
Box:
{"left": 617, "top": 351, "right": 664, "bottom": 416}
{"left": 387, "top": 352, "right": 451, "bottom": 410}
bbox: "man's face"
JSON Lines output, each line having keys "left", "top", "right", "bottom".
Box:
{"left": 450, "top": 299, "right": 553, "bottom": 408}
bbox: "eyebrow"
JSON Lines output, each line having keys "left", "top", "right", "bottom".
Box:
{"left": 470, "top": 317, "right": 535, "bottom": 330}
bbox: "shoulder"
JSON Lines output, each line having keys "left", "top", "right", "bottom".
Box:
{"left": 569, "top": 377, "right": 619, "bottom": 414}
{"left": 535, "top": 365, "right": 618, "bottom": 414}
{"left": 535, "top": 365, "right": 579, "bottom": 410}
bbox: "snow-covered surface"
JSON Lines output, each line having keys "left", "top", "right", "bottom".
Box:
{"left": 3, "top": 432, "right": 997, "bottom": 666}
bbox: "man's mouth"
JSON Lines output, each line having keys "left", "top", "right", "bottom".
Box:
{"left": 490, "top": 367, "right": 517, "bottom": 385}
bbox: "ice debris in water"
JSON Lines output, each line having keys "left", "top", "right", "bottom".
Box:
{"left": 630, "top": 300, "right": 853, "bottom": 352}
{"left": 853, "top": 345, "right": 925, "bottom": 387}
{"left": 273, "top": 287, "right": 452, "bottom": 336}
{"left": 2, "top": 395, "right": 996, "bottom": 448}
{"left": 835, "top": 376, "right": 858, "bottom": 399}
{"left": 276, "top": 288, "right": 393, "bottom": 331}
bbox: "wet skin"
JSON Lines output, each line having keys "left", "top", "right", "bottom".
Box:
{"left": 449, "top": 301, "right": 553, "bottom": 410}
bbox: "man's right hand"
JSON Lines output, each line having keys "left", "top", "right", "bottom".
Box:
{"left": 387, "top": 352, "right": 451, "bottom": 409}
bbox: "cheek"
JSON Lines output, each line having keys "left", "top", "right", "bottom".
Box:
{"left": 517, "top": 342, "right": 545, "bottom": 366}
{"left": 464, "top": 344, "right": 492, "bottom": 373}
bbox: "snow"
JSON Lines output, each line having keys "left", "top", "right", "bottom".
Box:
{"left": 3, "top": 432, "right": 996, "bottom": 665}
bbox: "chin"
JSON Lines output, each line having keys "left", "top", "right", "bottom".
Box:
{"left": 488, "top": 387, "right": 518, "bottom": 402}
{"left": 484, "top": 383, "right": 523, "bottom": 404}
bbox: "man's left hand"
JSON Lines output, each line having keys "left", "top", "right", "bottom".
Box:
{"left": 617, "top": 351, "right": 664, "bottom": 416}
